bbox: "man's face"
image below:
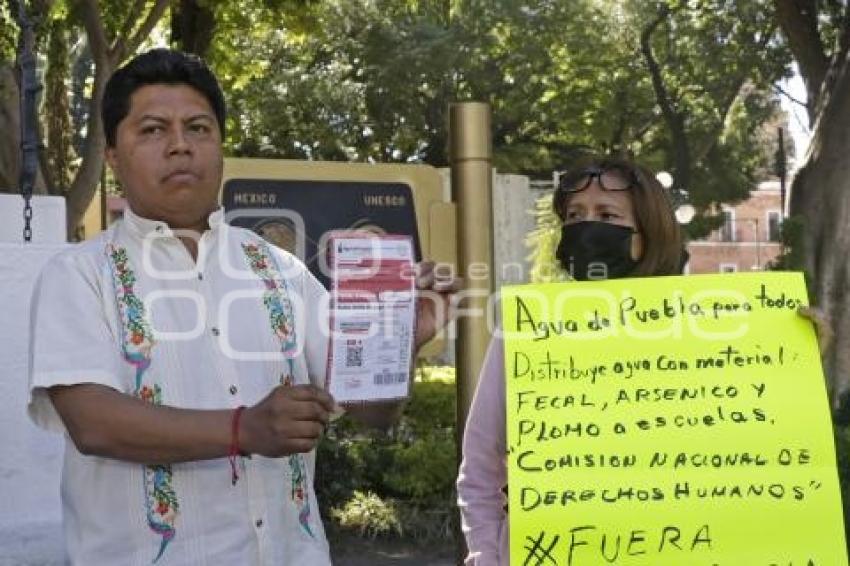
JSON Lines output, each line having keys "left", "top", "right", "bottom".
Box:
{"left": 106, "top": 84, "right": 223, "bottom": 230}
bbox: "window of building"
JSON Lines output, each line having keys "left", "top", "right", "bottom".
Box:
{"left": 719, "top": 263, "right": 737, "bottom": 273}
{"left": 768, "top": 211, "right": 782, "bottom": 242}
{"left": 720, "top": 210, "right": 735, "bottom": 242}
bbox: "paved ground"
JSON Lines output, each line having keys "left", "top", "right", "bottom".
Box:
{"left": 330, "top": 530, "right": 457, "bottom": 565}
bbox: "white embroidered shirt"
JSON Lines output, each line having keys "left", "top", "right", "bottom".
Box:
{"left": 28, "top": 207, "right": 332, "bottom": 566}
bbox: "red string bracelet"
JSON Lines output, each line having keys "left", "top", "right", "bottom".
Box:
{"left": 229, "top": 406, "right": 246, "bottom": 486}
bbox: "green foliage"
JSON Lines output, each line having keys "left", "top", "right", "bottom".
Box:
{"left": 526, "top": 192, "right": 569, "bottom": 283}
{"left": 768, "top": 215, "right": 805, "bottom": 271}
{"left": 331, "top": 491, "right": 403, "bottom": 539}
{"left": 623, "top": 1, "right": 791, "bottom": 229}
{"left": 383, "top": 381, "right": 455, "bottom": 502}
{"left": 3, "top": 0, "right": 800, "bottom": 234}
{"left": 316, "top": 366, "right": 457, "bottom": 541}
{"left": 384, "top": 433, "right": 455, "bottom": 501}
{"left": 0, "top": 2, "right": 16, "bottom": 61}
{"left": 218, "top": 0, "right": 644, "bottom": 167}
{"left": 766, "top": 215, "right": 815, "bottom": 304}
{"left": 209, "top": 0, "right": 792, "bottom": 238}
{"left": 1, "top": 0, "right": 62, "bottom": 62}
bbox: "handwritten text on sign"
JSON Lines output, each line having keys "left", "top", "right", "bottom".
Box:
{"left": 502, "top": 273, "right": 846, "bottom": 566}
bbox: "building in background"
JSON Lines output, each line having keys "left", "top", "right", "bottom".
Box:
{"left": 686, "top": 180, "right": 784, "bottom": 274}
{"left": 81, "top": 190, "right": 126, "bottom": 239}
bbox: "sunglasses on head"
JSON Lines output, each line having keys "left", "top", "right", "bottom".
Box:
{"left": 557, "top": 165, "right": 639, "bottom": 193}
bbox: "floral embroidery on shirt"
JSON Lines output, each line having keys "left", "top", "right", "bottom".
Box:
{"left": 107, "top": 244, "right": 179, "bottom": 563}
{"left": 280, "top": 372, "right": 315, "bottom": 538}
{"left": 242, "top": 240, "right": 315, "bottom": 538}
{"left": 242, "top": 241, "right": 297, "bottom": 355}
{"left": 108, "top": 245, "right": 154, "bottom": 390}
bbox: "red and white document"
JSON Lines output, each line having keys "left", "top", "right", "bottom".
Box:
{"left": 325, "top": 233, "right": 416, "bottom": 404}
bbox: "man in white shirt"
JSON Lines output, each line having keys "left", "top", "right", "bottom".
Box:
{"left": 28, "top": 49, "right": 454, "bottom": 565}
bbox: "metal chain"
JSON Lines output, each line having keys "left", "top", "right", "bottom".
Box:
{"left": 17, "top": 0, "right": 38, "bottom": 243}
{"left": 22, "top": 194, "right": 33, "bottom": 242}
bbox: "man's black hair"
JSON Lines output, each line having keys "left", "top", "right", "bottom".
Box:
{"left": 102, "top": 49, "right": 226, "bottom": 147}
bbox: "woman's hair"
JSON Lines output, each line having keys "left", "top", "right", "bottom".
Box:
{"left": 553, "top": 156, "right": 685, "bottom": 276}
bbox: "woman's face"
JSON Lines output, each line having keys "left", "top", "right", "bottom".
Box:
{"left": 560, "top": 179, "right": 644, "bottom": 261}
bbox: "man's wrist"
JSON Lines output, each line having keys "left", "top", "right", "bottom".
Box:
{"left": 229, "top": 406, "right": 247, "bottom": 485}
{"left": 236, "top": 406, "right": 253, "bottom": 456}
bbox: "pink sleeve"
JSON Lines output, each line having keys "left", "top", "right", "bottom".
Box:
{"left": 457, "top": 335, "right": 509, "bottom": 566}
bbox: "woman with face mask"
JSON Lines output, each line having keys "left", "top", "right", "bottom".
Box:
{"left": 553, "top": 157, "right": 686, "bottom": 281}
{"left": 456, "top": 156, "right": 686, "bottom": 566}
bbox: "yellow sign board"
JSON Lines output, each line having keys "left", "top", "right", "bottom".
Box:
{"left": 502, "top": 272, "right": 846, "bottom": 565}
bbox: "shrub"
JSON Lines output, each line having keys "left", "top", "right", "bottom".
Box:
{"left": 331, "top": 491, "right": 403, "bottom": 539}
{"left": 527, "top": 192, "right": 569, "bottom": 283}
{"left": 315, "top": 366, "right": 458, "bottom": 541}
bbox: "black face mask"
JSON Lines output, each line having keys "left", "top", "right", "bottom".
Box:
{"left": 555, "top": 221, "right": 638, "bottom": 281}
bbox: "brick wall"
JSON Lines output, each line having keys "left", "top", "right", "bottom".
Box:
{"left": 687, "top": 181, "right": 785, "bottom": 274}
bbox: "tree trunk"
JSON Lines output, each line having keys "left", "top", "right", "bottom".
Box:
{"left": 64, "top": 62, "right": 111, "bottom": 238}
{"left": 789, "top": 48, "right": 850, "bottom": 409}
{"left": 0, "top": 61, "right": 20, "bottom": 192}
{"left": 774, "top": 0, "right": 828, "bottom": 121}
{"left": 44, "top": 16, "right": 73, "bottom": 195}
{"left": 63, "top": 0, "right": 170, "bottom": 239}
{"left": 640, "top": 5, "right": 691, "bottom": 194}
{"left": 0, "top": 57, "right": 48, "bottom": 195}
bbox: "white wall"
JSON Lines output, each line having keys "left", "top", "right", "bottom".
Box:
{"left": 0, "top": 243, "right": 68, "bottom": 564}
{"left": 0, "top": 195, "right": 67, "bottom": 244}
{"left": 492, "top": 174, "right": 540, "bottom": 287}
{"left": 438, "top": 169, "right": 544, "bottom": 288}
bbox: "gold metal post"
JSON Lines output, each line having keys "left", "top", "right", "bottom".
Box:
{"left": 449, "top": 102, "right": 494, "bottom": 563}
{"left": 449, "top": 101, "right": 494, "bottom": 434}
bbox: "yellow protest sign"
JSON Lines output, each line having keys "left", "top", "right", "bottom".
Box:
{"left": 502, "top": 272, "right": 847, "bottom": 566}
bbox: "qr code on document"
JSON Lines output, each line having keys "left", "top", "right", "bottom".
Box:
{"left": 345, "top": 340, "right": 363, "bottom": 368}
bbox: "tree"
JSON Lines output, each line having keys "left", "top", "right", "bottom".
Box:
{"left": 633, "top": 0, "right": 790, "bottom": 233}
{"left": 775, "top": 0, "right": 850, "bottom": 407}
{"left": 67, "top": 0, "right": 169, "bottom": 238}
{"left": 218, "top": 0, "right": 789, "bottom": 238}
{"left": 525, "top": 0, "right": 792, "bottom": 277}
{"left": 220, "top": 1, "right": 652, "bottom": 170}
{"left": 0, "top": 0, "right": 794, "bottom": 246}
{"left": 0, "top": 0, "right": 169, "bottom": 238}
